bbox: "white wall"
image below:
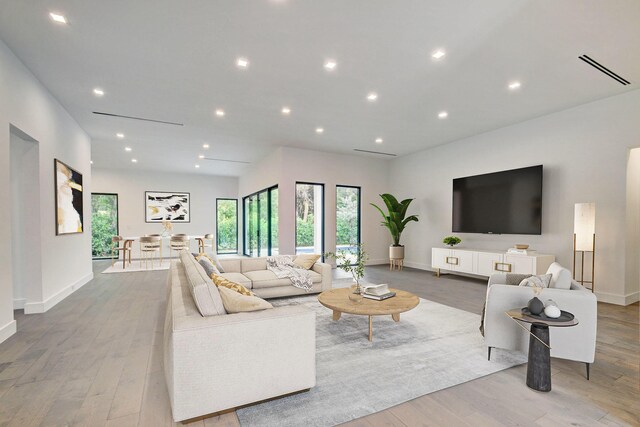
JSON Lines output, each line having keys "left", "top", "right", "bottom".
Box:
{"left": 390, "top": 90, "right": 640, "bottom": 305}
{"left": 0, "top": 38, "right": 93, "bottom": 342}
{"left": 626, "top": 148, "right": 640, "bottom": 300}
{"left": 240, "top": 147, "right": 391, "bottom": 264}
{"left": 91, "top": 168, "right": 239, "bottom": 255}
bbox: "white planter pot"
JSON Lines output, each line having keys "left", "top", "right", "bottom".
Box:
{"left": 389, "top": 245, "right": 405, "bottom": 260}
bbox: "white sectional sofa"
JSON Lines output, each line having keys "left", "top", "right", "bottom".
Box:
{"left": 164, "top": 253, "right": 318, "bottom": 422}
{"left": 217, "top": 256, "right": 332, "bottom": 298}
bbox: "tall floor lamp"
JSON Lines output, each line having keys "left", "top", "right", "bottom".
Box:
{"left": 573, "top": 203, "right": 596, "bottom": 292}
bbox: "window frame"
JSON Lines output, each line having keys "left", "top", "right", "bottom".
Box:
{"left": 242, "top": 185, "right": 278, "bottom": 257}
{"left": 90, "top": 192, "right": 119, "bottom": 260}
{"left": 295, "top": 181, "right": 325, "bottom": 258}
{"left": 215, "top": 198, "right": 239, "bottom": 255}
{"left": 336, "top": 185, "right": 362, "bottom": 265}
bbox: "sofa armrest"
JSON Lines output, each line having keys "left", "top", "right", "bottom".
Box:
{"left": 488, "top": 273, "right": 508, "bottom": 287}
{"left": 166, "top": 305, "right": 315, "bottom": 421}
{"left": 313, "top": 261, "right": 332, "bottom": 291}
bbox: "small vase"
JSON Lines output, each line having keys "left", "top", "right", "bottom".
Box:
{"left": 527, "top": 297, "right": 544, "bottom": 315}
{"left": 349, "top": 285, "right": 363, "bottom": 304}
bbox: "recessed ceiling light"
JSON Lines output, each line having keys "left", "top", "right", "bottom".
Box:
{"left": 93, "top": 88, "right": 104, "bottom": 97}
{"left": 367, "top": 92, "right": 378, "bottom": 101}
{"left": 203, "top": 144, "right": 210, "bottom": 149}
{"left": 131, "top": 158, "right": 138, "bottom": 163}
{"left": 125, "top": 147, "right": 132, "bottom": 152}
{"left": 281, "top": 107, "right": 291, "bottom": 115}
{"left": 375, "top": 138, "right": 383, "bottom": 144}
{"left": 49, "top": 12, "right": 67, "bottom": 24}
{"left": 508, "top": 81, "right": 522, "bottom": 90}
{"left": 431, "top": 50, "right": 446, "bottom": 60}
{"left": 90, "top": 160, "right": 93, "bottom": 165}
{"left": 438, "top": 111, "right": 448, "bottom": 119}
{"left": 316, "top": 127, "right": 324, "bottom": 134}
{"left": 215, "top": 109, "right": 225, "bottom": 117}
{"left": 116, "top": 133, "right": 124, "bottom": 139}
{"left": 324, "top": 60, "right": 337, "bottom": 71}
{"left": 236, "top": 57, "right": 249, "bottom": 68}
{"left": 198, "top": 154, "right": 204, "bottom": 159}
{"left": 195, "top": 164, "right": 200, "bottom": 168}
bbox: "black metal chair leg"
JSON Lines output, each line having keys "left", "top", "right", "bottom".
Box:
{"left": 586, "top": 363, "right": 590, "bottom": 380}
{"left": 488, "top": 346, "right": 492, "bottom": 361}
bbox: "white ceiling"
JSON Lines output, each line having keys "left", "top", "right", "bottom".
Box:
{"left": 0, "top": 0, "right": 638, "bottom": 176}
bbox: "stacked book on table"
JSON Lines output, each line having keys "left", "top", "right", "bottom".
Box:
{"left": 362, "top": 284, "right": 396, "bottom": 301}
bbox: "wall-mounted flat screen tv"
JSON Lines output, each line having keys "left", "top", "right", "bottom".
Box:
{"left": 452, "top": 165, "right": 543, "bottom": 235}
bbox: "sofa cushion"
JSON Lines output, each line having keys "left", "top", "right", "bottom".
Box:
{"left": 198, "top": 257, "right": 220, "bottom": 277}
{"left": 218, "top": 259, "right": 241, "bottom": 273}
{"left": 547, "top": 262, "right": 572, "bottom": 290}
{"left": 242, "top": 258, "right": 268, "bottom": 273}
{"left": 179, "top": 251, "right": 226, "bottom": 317}
{"left": 518, "top": 274, "right": 552, "bottom": 289}
{"left": 217, "top": 286, "right": 273, "bottom": 313}
{"left": 293, "top": 254, "right": 321, "bottom": 270}
{"left": 194, "top": 252, "right": 225, "bottom": 273}
{"left": 245, "top": 269, "right": 323, "bottom": 289}
{"left": 211, "top": 274, "right": 255, "bottom": 296}
{"left": 219, "top": 272, "right": 252, "bottom": 288}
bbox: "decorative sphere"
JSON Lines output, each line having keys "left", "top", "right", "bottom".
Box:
{"left": 544, "top": 305, "right": 561, "bottom": 318}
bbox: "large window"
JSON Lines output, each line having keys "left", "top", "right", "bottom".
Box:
{"left": 91, "top": 193, "right": 118, "bottom": 259}
{"left": 216, "top": 198, "right": 238, "bottom": 254}
{"left": 243, "top": 186, "right": 278, "bottom": 257}
{"left": 295, "top": 182, "right": 324, "bottom": 255}
{"left": 336, "top": 186, "right": 361, "bottom": 264}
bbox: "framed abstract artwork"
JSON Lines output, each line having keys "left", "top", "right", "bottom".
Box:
{"left": 145, "top": 191, "right": 191, "bottom": 223}
{"left": 54, "top": 159, "right": 84, "bottom": 235}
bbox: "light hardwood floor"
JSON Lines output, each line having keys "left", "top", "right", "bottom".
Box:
{"left": 0, "top": 261, "right": 637, "bottom": 426}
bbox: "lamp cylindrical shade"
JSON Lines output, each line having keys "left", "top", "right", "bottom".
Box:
{"left": 574, "top": 203, "right": 596, "bottom": 251}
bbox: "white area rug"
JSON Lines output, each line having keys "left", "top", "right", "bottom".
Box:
{"left": 236, "top": 295, "right": 527, "bottom": 427}
{"left": 101, "top": 259, "right": 171, "bottom": 273}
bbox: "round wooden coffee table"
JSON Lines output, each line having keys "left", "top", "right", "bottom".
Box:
{"left": 318, "top": 288, "right": 420, "bottom": 341}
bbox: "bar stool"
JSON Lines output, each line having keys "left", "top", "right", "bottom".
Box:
{"left": 196, "top": 233, "right": 214, "bottom": 254}
{"left": 140, "top": 236, "right": 161, "bottom": 269}
{"left": 170, "top": 234, "right": 190, "bottom": 259}
{"left": 112, "top": 236, "right": 133, "bottom": 269}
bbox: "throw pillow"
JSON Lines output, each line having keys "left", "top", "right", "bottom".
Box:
{"left": 518, "top": 273, "right": 552, "bottom": 289}
{"left": 193, "top": 252, "right": 225, "bottom": 273}
{"left": 504, "top": 273, "right": 533, "bottom": 286}
{"left": 293, "top": 254, "right": 321, "bottom": 270}
{"left": 546, "top": 262, "right": 572, "bottom": 290}
{"left": 217, "top": 286, "right": 273, "bottom": 313}
{"left": 211, "top": 274, "right": 254, "bottom": 296}
{"left": 198, "top": 257, "right": 220, "bottom": 277}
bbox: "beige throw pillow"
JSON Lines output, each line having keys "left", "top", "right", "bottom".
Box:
{"left": 293, "top": 254, "right": 321, "bottom": 270}
{"left": 217, "top": 286, "right": 273, "bottom": 313}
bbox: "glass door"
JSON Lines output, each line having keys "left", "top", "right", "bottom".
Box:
{"left": 91, "top": 193, "right": 118, "bottom": 259}
{"left": 336, "top": 186, "right": 361, "bottom": 264}
{"left": 243, "top": 186, "right": 278, "bottom": 257}
{"left": 295, "top": 182, "right": 324, "bottom": 255}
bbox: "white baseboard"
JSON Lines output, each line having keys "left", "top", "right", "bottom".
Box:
{"left": 24, "top": 272, "right": 93, "bottom": 314}
{"left": 13, "top": 298, "right": 26, "bottom": 310}
{"left": 0, "top": 320, "right": 17, "bottom": 344}
{"left": 596, "top": 290, "right": 640, "bottom": 306}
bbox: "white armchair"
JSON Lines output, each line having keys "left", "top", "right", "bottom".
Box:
{"left": 483, "top": 263, "right": 597, "bottom": 378}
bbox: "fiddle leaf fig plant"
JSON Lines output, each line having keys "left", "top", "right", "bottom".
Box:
{"left": 370, "top": 194, "right": 419, "bottom": 247}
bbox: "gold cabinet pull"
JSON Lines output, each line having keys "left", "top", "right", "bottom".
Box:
{"left": 494, "top": 262, "right": 512, "bottom": 272}
{"left": 446, "top": 256, "right": 459, "bottom": 265}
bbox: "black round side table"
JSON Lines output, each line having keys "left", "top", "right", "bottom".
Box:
{"left": 506, "top": 309, "right": 579, "bottom": 392}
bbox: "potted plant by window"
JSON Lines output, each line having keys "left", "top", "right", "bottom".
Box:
{"left": 371, "top": 194, "right": 419, "bottom": 265}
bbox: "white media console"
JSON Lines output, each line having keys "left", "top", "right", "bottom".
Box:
{"left": 432, "top": 247, "right": 555, "bottom": 278}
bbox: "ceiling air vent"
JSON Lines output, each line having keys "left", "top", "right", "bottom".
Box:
{"left": 93, "top": 111, "right": 184, "bottom": 126}
{"left": 578, "top": 55, "right": 630, "bottom": 86}
{"left": 202, "top": 157, "right": 250, "bottom": 164}
{"left": 353, "top": 149, "right": 397, "bottom": 157}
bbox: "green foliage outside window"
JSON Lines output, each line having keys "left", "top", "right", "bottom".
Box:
{"left": 217, "top": 199, "right": 237, "bottom": 253}
{"left": 91, "top": 194, "right": 118, "bottom": 258}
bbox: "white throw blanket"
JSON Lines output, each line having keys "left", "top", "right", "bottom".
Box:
{"left": 266, "top": 255, "right": 313, "bottom": 292}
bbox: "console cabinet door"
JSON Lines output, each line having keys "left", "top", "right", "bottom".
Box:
{"left": 477, "top": 252, "right": 504, "bottom": 276}
{"left": 432, "top": 248, "right": 452, "bottom": 270}
{"left": 452, "top": 250, "right": 474, "bottom": 273}
{"left": 504, "top": 254, "right": 535, "bottom": 275}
